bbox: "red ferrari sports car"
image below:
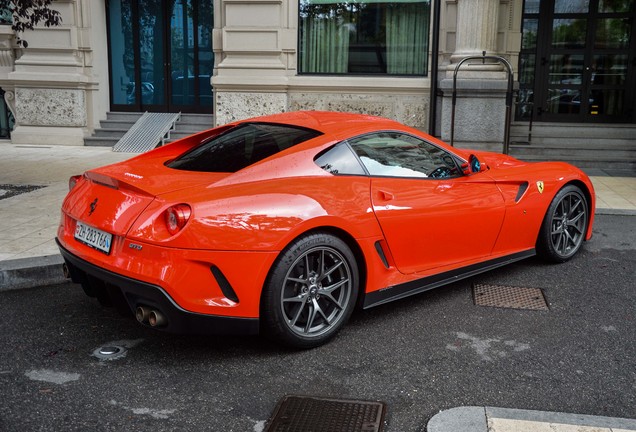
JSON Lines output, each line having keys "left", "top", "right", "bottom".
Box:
{"left": 57, "top": 111, "right": 595, "bottom": 348}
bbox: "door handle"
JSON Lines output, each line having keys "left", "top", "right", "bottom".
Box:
{"left": 379, "top": 191, "right": 394, "bottom": 201}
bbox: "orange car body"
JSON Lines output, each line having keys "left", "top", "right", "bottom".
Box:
{"left": 57, "top": 111, "right": 595, "bottom": 335}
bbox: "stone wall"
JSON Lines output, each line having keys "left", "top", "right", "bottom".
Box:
{"left": 289, "top": 93, "right": 428, "bottom": 129}
{"left": 212, "top": 0, "right": 431, "bottom": 129}
{"left": 4, "top": 0, "right": 106, "bottom": 146}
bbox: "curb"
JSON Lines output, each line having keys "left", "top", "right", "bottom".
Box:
{"left": 427, "top": 407, "right": 487, "bottom": 432}
{"left": 0, "top": 254, "right": 66, "bottom": 292}
{"left": 596, "top": 208, "right": 636, "bottom": 216}
{"left": 427, "top": 407, "right": 636, "bottom": 432}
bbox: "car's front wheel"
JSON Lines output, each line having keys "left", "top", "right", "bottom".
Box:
{"left": 537, "top": 184, "right": 589, "bottom": 263}
{"left": 261, "top": 232, "right": 359, "bottom": 349}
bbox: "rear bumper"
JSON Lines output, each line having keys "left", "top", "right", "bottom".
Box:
{"left": 57, "top": 239, "right": 260, "bottom": 336}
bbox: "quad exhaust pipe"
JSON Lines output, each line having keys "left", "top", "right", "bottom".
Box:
{"left": 135, "top": 306, "right": 167, "bottom": 328}
{"left": 62, "top": 263, "right": 70, "bottom": 279}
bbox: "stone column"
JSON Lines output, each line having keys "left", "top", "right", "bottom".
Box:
{"left": 451, "top": 0, "right": 499, "bottom": 63}
{"left": 439, "top": 0, "right": 511, "bottom": 150}
{"left": 0, "top": 25, "right": 16, "bottom": 120}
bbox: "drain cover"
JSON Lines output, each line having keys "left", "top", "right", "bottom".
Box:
{"left": 92, "top": 345, "right": 128, "bottom": 361}
{"left": 265, "top": 395, "right": 386, "bottom": 432}
{"left": 473, "top": 283, "right": 549, "bottom": 311}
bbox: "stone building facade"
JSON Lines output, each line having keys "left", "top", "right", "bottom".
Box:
{"left": 0, "top": 0, "right": 634, "bottom": 153}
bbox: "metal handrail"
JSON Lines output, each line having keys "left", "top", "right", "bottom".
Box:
{"left": 450, "top": 52, "right": 515, "bottom": 154}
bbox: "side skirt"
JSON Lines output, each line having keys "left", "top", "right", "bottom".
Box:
{"left": 363, "top": 249, "right": 536, "bottom": 309}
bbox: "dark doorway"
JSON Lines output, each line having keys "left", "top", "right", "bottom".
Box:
{"left": 107, "top": 0, "right": 214, "bottom": 113}
{"left": 518, "top": 0, "right": 636, "bottom": 123}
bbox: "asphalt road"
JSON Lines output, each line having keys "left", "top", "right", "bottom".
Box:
{"left": 1, "top": 215, "right": 634, "bottom": 432}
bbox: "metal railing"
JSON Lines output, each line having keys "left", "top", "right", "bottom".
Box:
{"left": 450, "top": 52, "right": 515, "bottom": 154}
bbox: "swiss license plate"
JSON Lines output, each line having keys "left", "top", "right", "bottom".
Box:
{"left": 74, "top": 221, "right": 112, "bottom": 254}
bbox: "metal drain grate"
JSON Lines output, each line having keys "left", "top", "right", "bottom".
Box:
{"left": 473, "top": 283, "right": 549, "bottom": 311}
{"left": 265, "top": 395, "right": 386, "bottom": 432}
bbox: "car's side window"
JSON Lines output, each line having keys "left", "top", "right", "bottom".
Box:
{"left": 349, "top": 132, "right": 462, "bottom": 179}
{"left": 314, "top": 142, "right": 366, "bottom": 176}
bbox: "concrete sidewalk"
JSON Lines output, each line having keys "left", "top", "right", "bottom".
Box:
{"left": 0, "top": 144, "right": 132, "bottom": 289}
{"left": 428, "top": 407, "right": 636, "bottom": 432}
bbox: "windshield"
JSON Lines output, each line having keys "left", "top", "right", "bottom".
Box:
{"left": 167, "top": 123, "right": 323, "bottom": 172}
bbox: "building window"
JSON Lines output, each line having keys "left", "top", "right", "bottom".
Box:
{"left": 299, "top": 0, "right": 430, "bottom": 76}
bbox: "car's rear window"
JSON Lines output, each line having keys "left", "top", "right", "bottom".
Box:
{"left": 167, "top": 122, "right": 323, "bottom": 172}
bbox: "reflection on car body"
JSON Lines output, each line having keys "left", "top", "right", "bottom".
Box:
{"left": 57, "top": 111, "right": 595, "bottom": 348}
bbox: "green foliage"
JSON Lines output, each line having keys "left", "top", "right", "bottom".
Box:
{"left": 0, "top": 0, "right": 62, "bottom": 47}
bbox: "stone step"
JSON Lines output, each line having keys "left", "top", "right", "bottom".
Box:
{"left": 84, "top": 136, "right": 119, "bottom": 147}
{"left": 177, "top": 113, "right": 214, "bottom": 125}
{"left": 87, "top": 112, "right": 216, "bottom": 147}
{"left": 106, "top": 112, "right": 144, "bottom": 122}
{"left": 509, "top": 137, "right": 635, "bottom": 148}
{"left": 507, "top": 122, "right": 636, "bottom": 171}
{"left": 92, "top": 128, "right": 128, "bottom": 138}
{"left": 100, "top": 119, "right": 138, "bottom": 129}
{"left": 173, "top": 123, "right": 214, "bottom": 132}
{"left": 510, "top": 146, "right": 636, "bottom": 159}
{"left": 514, "top": 154, "right": 636, "bottom": 170}
{"left": 167, "top": 131, "right": 199, "bottom": 140}
{"left": 510, "top": 123, "right": 636, "bottom": 139}
{"left": 172, "top": 124, "right": 214, "bottom": 133}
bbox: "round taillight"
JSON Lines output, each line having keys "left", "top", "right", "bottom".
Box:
{"left": 165, "top": 204, "right": 192, "bottom": 235}
{"left": 69, "top": 175, "right": 82, "bottom": 191}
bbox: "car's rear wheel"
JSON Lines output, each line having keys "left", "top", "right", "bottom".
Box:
{"left": 537, "top": 184, "right": 589, "bottom": 263}
{"left": 261, "top": 232, "right": 359, "bottom": 349}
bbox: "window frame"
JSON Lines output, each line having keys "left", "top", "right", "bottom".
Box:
{"left": 315, "top": 131, "right": 466, "bottom": 180}
{"left": 297, "top": 0, "right": 432, "bottom": 77}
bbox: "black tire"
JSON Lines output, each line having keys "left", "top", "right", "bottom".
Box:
{"left": 537, "top": 184, "right": 589, "bottom": 263}
{"left": 261, "top": 232, "right": 359, "bottom": 349}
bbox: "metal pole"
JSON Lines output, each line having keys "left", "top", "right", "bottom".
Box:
{"left": 428, "top": 0, "right": 442, "bottom": 137}
{"left": 528, "top": 103, "right": 534, "bottom": 143}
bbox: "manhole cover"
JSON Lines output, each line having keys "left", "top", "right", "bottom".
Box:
{"left": 265, "top": 395, "right": 386, "bottom": 432}
{"left": 473, "top": 283, "right": 549, "bottom": 311}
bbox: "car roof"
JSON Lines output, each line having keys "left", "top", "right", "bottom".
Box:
{"left": 236, "top": 111, "right": 405, "bottom": 136}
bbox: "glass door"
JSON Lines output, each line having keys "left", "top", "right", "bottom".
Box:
{"left": 517, "top": 0, "right": 635, "bottom": 123}
{"left": 169, "top": 0, "right": 214, "bottom": 111}
{"left": 108, "top": 0, "right": 214, "bottom": 113}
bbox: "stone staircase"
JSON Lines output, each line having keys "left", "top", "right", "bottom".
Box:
{"left": 508, "top": 122, "right": 636, "bottom": 171}
{"left": 164, "top": 113, "right": 215, "bottom": 143}
{"left": 84, "top": 112, "right": 215, "bottom": 147}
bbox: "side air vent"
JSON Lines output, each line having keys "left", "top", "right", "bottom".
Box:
{"left": 210, "top": 265, "right": 239, "bottom": 303}
{"left": 515, "top": 182, "right": 529, "bottom": 202}
{"left": 374, "top": 241, "right": 390, "bottom": 269}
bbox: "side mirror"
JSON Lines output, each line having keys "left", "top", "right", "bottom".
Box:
{"left": 462, "top": 154, "right": 483, "bottom": 175}
{"left": 469, "top": 154, "right": 481, "bottom": 173}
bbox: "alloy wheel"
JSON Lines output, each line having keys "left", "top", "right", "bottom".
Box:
{"left": 549, "top": 190, "right": 587, "bottom": 258}
{"left": 280, "top": 246, "right": 353, "bottom": 338}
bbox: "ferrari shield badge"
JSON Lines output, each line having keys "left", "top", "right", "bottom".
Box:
{"left": 536, "top": 181, "right": 544, "bottom": 194}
